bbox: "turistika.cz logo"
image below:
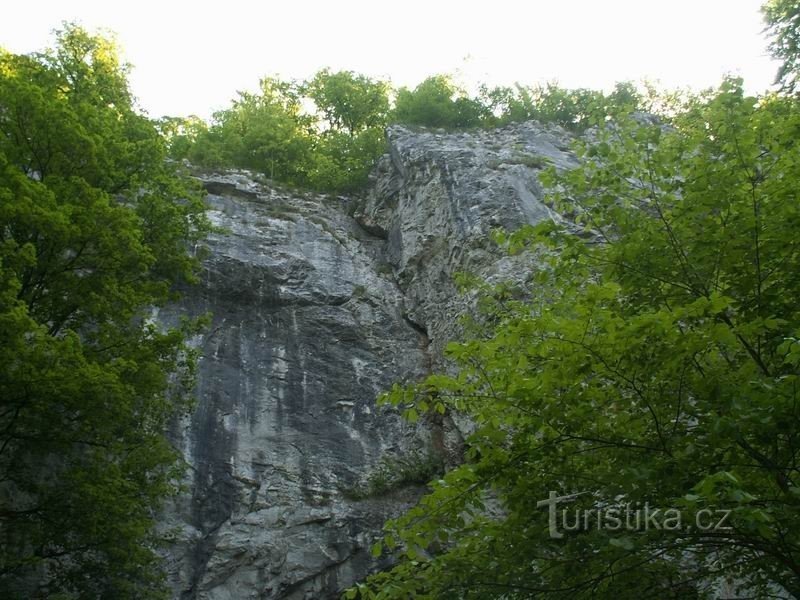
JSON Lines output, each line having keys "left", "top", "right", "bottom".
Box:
{"left": 536, "top": 491, "right": 732, "bottom": 539}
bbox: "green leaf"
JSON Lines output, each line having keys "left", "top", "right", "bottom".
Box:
{"left": 371, "top": 542, "right": 383, "bottom": 558}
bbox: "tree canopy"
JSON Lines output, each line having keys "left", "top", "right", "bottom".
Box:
{"left": 303, "top": 68, "right": 390, "bottom": 135}
{"left": 167, "top": 70, "right": 649, "bottom": 194}
{"left": 167, "top": 70, "right": 392, "bottom": 193}
{"left": 763, "top": 0, "right": 800, "bottom": 92}
{"left": 0, "top": 24, "right": 209, "bottom": 598}
{"left": 392, "top": 75, "right": 490, "bottom": 129}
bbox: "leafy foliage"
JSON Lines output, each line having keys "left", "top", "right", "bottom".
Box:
{"left": 352, "top": 79, "right": 800, "bottom": 599}
{"left": 157, "top": 115, "right": 210, "bottom": 162}
{"left": 391, "top": 75, "right": 490, "bottom": 129}
{"left": 305, "top": 127, "right": 387, "bottom": 193}
{"left": 189, "top": 77, "right": 315, "bottom": 182}
{"left": 182, "top": 70, "right": 390, "bottom": 193}
{"left": 177, "top": 70, "right": 647, "bottom": 194}
{"left": 341, "top": 449, "right": 444, "bottom": 501}
{"left": 480, "top": 81, "right": 643, "bottom": 131}
{"left": 303, "top": 68, "right": 390, "bottom": 135}
{"left": 763, "top": 0, "right": 800, "bottom": 92}
{"left": 0, "top": 24, "right": 209, "bottom": 598}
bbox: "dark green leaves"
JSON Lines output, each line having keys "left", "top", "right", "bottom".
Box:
{"left": 0, "top": 24, "right": 209, "bottom": 598}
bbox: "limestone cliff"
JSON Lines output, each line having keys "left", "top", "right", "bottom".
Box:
{"left": 160, "top": 122, "right": 578, "bottom": 599}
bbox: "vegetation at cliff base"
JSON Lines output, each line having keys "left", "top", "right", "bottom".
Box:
{"left": 0, "top": 24, "right": 209, "bottom": 598}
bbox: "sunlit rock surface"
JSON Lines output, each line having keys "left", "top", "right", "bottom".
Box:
{"left": 161, "top": 121, "right": 577, "bottom": 599}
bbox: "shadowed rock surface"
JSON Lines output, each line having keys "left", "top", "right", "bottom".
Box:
{"left": 160, "top": 122, "right": 577, "bottom": 599}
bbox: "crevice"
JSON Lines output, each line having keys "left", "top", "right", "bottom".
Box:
{"left": 202, "top": 179, "right": 261, "bottom": 200}
{"left": 403, "top": 312, "right": 433, "bottom": 373}
{"left": 352, "top": 216, "right": 388, "bottom": 240}
{"left": 401, "top": 313, "right": 429, "bottom": 341}
{"left": 279, "top": 551, "right": 357, "bottom": 598}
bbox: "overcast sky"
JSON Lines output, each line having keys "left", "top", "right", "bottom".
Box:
{"left": 1, "top": 0, "right": 780, "bottom": 119}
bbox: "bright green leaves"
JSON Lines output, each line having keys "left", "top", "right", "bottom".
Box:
{"left": 303, "top": 68, "right": 390, "bottom": 135}
{"left": 371, "top": 542, "right": 384, "bottom": 558}
{"left": 390, "top": 78, "right": 645, "bottom": 132}
{"left": 478, "top": 81, "right": 644, "bottom": 132}
{"left": 354, "top": 80, "right": 800, "bottom": 599}
{"left": 177, "top": 75, "right": 650, "bottom": 195}
{"left": 392, "top": 75, "right": 490, "bottom": 129}
{"left": 179, "top": 70, "right": 391, "bottom": 193}
{"left": 306, "top": 127, "right": 386, "bottom": 193}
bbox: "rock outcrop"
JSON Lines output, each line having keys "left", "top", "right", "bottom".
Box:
{"left": 161, "top": 121, "right": 578, "bottom": 599}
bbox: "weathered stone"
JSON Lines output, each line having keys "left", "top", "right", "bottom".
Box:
{"left": 162, "top": 121, "right": 577, "bottom": 599}
{"left": 356, "top": 122, "right": 578, "bottom": 360}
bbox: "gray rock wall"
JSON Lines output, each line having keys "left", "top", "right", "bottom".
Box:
{"left": 162, "top": 122, "right": 577, "bottom": 599}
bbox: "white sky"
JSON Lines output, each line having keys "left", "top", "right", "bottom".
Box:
{"left": 1, "top": 0, "right": 780, "bottom": 119}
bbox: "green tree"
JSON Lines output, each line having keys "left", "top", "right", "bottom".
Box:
{"left": 157, "top": 115, "right": 210, "bottom": 161}
{"left": 0, "top": 24, "right": 209, "bottom": 598}
{"left": 183, "top": 70, "right": 389, "bottom": 193}
{"left": 763, "top": 0, "right": 800, "bottom": 92}
{"left": 354, "top": 79, "right": 800, "bottom": 599}
{"left": 392, "top": 75, "right": 489, "bottom": 129}
{"left": 302, "top": 69, "right": 390, "bottom": 192}
{"left": 306, "top": 127, "right": 386, "bottom": 193}
{"left": 193, "top": 77, "right": 314, "bottom": 183}
{"left": 480, "top": 81, "right": 643, "bottom": 131}
{"left": 304, "top": 68, "right": 390, "bottom": 135}
{"left": 478, "top": 83, "right": 538, "bottom": 124}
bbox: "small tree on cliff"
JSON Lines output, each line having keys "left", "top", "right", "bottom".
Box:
{"left": 303, "top": 68, "right": 390, "bottom": 136}
{"left": 302, "top": 69, "right": 391, "bottom": 192}
{"left": 352, "top": 79, "right": 800, "bottom": 599}
{"left": 392, "top": 75, "right": 489, "bottom": 129}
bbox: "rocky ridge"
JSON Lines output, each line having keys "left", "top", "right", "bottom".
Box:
{"left": 160, "top": 121, "right": 578, "bottom": 599}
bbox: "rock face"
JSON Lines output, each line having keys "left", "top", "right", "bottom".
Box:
{"left": 162, "top": 122, "right": 578, "bottom": 599}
